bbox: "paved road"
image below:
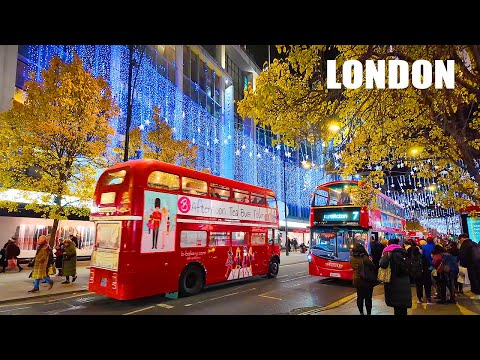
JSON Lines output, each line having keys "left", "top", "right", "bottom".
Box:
{"left": 0, "top": 262, "right": 355, "bottom": 315}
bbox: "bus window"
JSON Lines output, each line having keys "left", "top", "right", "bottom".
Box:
{"left": 267, "top": 195, "right": 277, "bottom": 208}
{"left": 101, "top": 170, "right": 126, "bottom": 186}
{"left": 209, "top": 183, "right": 230, "bottom": 200}
{"left": 233, "top": 189, "right": 249, "bottom": 203}
{"left": 209, "top": 232, "right": 230, "bottom": 246}
{"left": 251, "top": 233, "right": 266, "bottom": 245}
{"left": 147, "top": 171, "right": 180, "bottom": 190}
{"left": 232, "top": 232, "right": 246, "bottom": 246}
{"left": 95, "top": 222, "right": 121, "bottom": 250}
{"left": 251, "top": 193, "right": 266, "bottom": 205}
{"left": 180, "top": 231, "right": 207, "bottom": 248}
{"left": 182, "top": 177, "right": 207, "bottom": 196}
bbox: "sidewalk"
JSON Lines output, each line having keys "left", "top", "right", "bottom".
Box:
{"left": 307, "top": 284, "right": 480, "bottom": 315}
{"left": 0, "top": 261, "right": 90, "bottom": 304}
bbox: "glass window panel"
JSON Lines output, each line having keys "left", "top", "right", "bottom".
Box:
{"left": 251, "top": 233, "right": 266, "bottom": 245}
{"left": 267, "top": 196, "right": 277, "bottom": 208}
{"left": 182, "top": 177, "right": 207, "bottom": 196}
{"left": 209, "top": 183, "right": 230, "bottom": 200}
{"left": 251, "top": 193, "right": 266, "bottom": 206}
{"left": 147, "top": 171, "right": 180, "bottom": 190}
{"left": 233, "top": 189, "right": 249, "bottom": 203}
{"left": 180, "top": 231, "right": 207, "bottom": 248}
{"left": 232, "top": 232, "right": 246, "bottom": 246}
{"left": 209, "top": 232, "right": 230, "bottom": 246}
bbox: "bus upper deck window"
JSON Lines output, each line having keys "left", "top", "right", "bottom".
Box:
{"left": 209, "top": 183, "right": 230, "bottom": 200}
{"left": 233, "top": 189, "right": 249, "bottom": 203}
{"left": 267, "top": 196, "right": 277, "bottom": 208}
{"left": 148, "top": 171, "right": 180, "bottom": 190}
{"left": 102, "top": 170, "right": 127, "bottom": 186}
{"left": 182, "top": 177, "right": 207, "bottom": 196}
{"left": 251, "top": 193, "right": 266, "bottom": 205}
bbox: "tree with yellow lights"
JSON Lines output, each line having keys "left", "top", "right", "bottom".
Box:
{"left": 0, "top": 54, "right": 119, "bottom": 241}
{"left": 238, "top": 45, "right": 480, "bottom": 210}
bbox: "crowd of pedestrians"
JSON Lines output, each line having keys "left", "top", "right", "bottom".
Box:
{"left": 0, "top": 234, "right": 78, "bottom": 293}
{"left": 350, "top": 233, "right": 480, "bottom": 315}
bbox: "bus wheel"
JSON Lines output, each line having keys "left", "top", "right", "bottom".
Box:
{"left": 179, "top": 265, "right": 204, "bottom": 297}
{"left": 267, "top": 259, "right": 279, "bottom": 278}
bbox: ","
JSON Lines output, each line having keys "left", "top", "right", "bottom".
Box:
{"left": 326, "top": 59, "right": 455, "bottom": 89}
{"left": 88, "top": 159, "right": 281, "bottom": 300}
{"left": 308, "top": 180, "right": 406, "bottom": 281}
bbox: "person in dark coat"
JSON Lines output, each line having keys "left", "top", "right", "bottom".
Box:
{"left": 54, "top": 240, "right": 64, "bottom": 276}
{"left": 61, "top": 239, "right": 77, "bottom": 284}
{"left": 457, "top": 233, "right": 480, "bottom": 300}
{"left": 447, "top": 241, "right": 463, "bottom": 295}
{"left": 350, "top": 243, "right": 377, "bottom": 315}
{"left": 370, "top": 236, "right": 384, "bottom": 275}
{"left": 1, "top": 238, "right": 23, "bottom": 272}
{"left": 379, "top": 238, "right": 412, "bottom": 315}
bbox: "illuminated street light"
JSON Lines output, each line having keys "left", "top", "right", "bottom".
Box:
{"left": 408, "top": 145, "right": 424, "bottom": 157}
{"left": 428, "top": 184, "right": 436, "bottom": 192}
{"left": 328, "top": 122, "right": 341, "bottom": 133}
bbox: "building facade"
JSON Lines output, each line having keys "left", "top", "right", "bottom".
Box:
{"left": 1, "top": 45, "right": 337, "bottom": 241}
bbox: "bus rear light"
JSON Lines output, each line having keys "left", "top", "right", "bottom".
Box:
{"left": 89, "top": 269, "right": 95, "bottom": 283}
{"left": 111, "top": 273, "right": 118, "bottom": 290}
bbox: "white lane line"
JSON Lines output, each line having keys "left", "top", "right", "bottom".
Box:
{"left": 46, "top": 305, "right": 86, "bottom": 315}
{"left": 45, "top": 292, "right": 91, "bottom": 304}
{"left": 280, "top": 262, "right": 307, "bottom": 268}
{"left": 0, "top": 300, "right": 43, "bottom": 308}
{"left": 295, "top": 271, "right": 307, "bottom": 275}
{"left": 184, "top": 287, "right": 257, "bottom": 307}
{"left": 277, "top": 275, "right": 289, "bottom": 279}
{"left": 280, "top": 275, "right": 310, "bottom": 283}
{"left": 157, "top": 303, "right": 174, "bottom": 309}
{"left": 123, "top": 306, "right": 155, "bottom": 315}
{"left": 0, "top": 306, "right": 31, "bottom": 313}
{"left": 259, "top": 294, "right": 282, "bottom": 301}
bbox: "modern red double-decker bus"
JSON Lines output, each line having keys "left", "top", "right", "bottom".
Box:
{"left": 88, "top": 159, "right": 281, "bottom": 300}
{"left": 308, "top": 180, "right": 406, "bottom": 280}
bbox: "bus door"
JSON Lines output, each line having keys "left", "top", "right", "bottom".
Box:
{"left": 207, "top": 231, "right": 232, "bottom": 283}
{"left": 250, "top": 232, "right": 268, "bottom": 275}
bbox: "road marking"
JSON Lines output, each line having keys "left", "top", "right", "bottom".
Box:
{"left": 157, "top": 303, "right": 174, "bottom": 309}
{"left": 456, "top": 303, "right": 478, "bottom": 315}
{"left": 295, "top": 271, "right": 307, "bottom": 275}
{"left": 280, "top": 275, "right": 310, "bottom": 283}
{"left": 299, "top": 293, "right": 357, "bottom": 315}
{"left": 280, "top": 262, "right": 307, "bottom": 268}
{"left": 123, "top": 306, "right": 155, "bottom": 315}
{"left": 44, "top": 291, "right": 91, "bottom": 304}
{"left": 0, "top": 300, "right": 43, "bottom": 308}
{"left": 258, "top": 294, "right": 282, "bottom": 301}
{"left": 46, "top": 305, "right": 86, "bottom": 315}
{"left": 0, "top": 306, "right": 31, "bottom": 313}
{"left": 277, "top": 275, "right": 289, "bottom": 278}
{"left": 184, "top": 287, "right": 257, "bottom": 307}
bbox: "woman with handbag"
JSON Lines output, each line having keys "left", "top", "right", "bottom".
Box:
{"left": 350, "top": 243, "right": 377, "bottom": 315}
{"left": 379, "top": 238, "right": 412, "bottom": 315}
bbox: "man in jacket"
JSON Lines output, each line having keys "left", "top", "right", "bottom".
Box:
{"left": 458, "top": 233, "right": 480, "bottom": 300}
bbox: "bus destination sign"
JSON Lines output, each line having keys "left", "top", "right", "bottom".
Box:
{"left": 313, "top": 208, "right": 361, "bottom": 225}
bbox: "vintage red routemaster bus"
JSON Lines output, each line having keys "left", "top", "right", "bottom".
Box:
{"left": 308, "top": 180, "right": 406, "bottom": 280}
{"left": 88, "top": 159, "right": 281, "bottom": 300}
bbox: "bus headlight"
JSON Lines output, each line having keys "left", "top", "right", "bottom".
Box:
{"left": 307, "top": 254, "right": 312, "bottom": 262}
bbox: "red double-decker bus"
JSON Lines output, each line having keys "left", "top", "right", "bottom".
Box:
{"left": 308, "top": 180, "right": 406, "bottom": 280}
{"left": 88, "top": 159, "right": 281, "bottom": 300}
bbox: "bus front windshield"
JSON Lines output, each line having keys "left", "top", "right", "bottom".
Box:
{"left": 310, "top": 228, "right": 368, "bottom": 262}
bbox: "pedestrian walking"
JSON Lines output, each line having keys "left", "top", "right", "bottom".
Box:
{"left": 379, "top": 238, "right": 412, "bottom": 315}
{"left": 458, "top": 233, "right": 480, "bottom": 300}
{"left": 28, "top": 235, "right": 54, "bottom": 293}
{"left": 370, "top": 235, "right": 385, "bottom": 275}
{"left": 1, "top": 237, "right": 23, "bottom": 272}
{"left": 350, "top": 243, "right": 377, "bottom": 315}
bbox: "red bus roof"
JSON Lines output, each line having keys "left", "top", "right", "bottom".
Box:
{"left": 315, "top": 179, "right": 403, "bottom": 208}
{"left": 103, "top": 159, "right": 277, "bottom": 197}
